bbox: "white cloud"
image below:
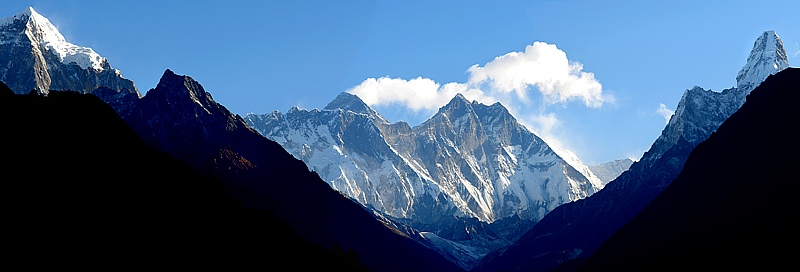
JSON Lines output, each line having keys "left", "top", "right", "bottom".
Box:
{"left": 793, "top": 42, "right": 799, "bottom": 58}
{"left": 348, "top": 41, "right": 612, "bottom": 115}
{"left": 347, "top": 77, "right": 495, "bottom": 114}
{"left": 467, "top": 42, "right": 612, "bottom": 108}
{"left": 528, "top": 112, "right": 561, "bottom": 135}
{"left": 656, "top": 103, "right": 674, "bottom": 124}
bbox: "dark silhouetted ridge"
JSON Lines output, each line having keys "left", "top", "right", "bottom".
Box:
{"left": 576, "top": 68, "right": 800, "bottom": 271}
{"left": 121, "top": 70, "right": 463, "bottom": 272}
{"left": 1, "top": 86, "right": 369, "bottom": 270}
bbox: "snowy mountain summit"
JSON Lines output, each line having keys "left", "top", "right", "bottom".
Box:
{"left": 246, "top": 92, "right": 626, "bottom": 268}
{"left": 246, "top": 93, "right": 607, "bottom": 225}
{"left": 0, "top": 7, "right": 137, "bottom": 95}
{"left": 643, "top": 30, "right": 789, "bottom": 166}
{"left": 2, "top": 7, "right": 106, "bottom": 71}
{"left": 735, "top": 30, "right": 790, "bottom": 105}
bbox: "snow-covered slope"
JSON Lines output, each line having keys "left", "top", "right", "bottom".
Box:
{"left": 246, "top": 93, "right": 603, "bottom": 225}
{"left": 246, "top": 93, "right": 605, "bottom": 269}
{"left": 0, "top": 7, "right": 137, "bottom": 95}
{"left": 735, "top": 30, "right": 790, "bottom": 105}
{"left": 246, "top": 101, "right": 449, "bottom": 222}
{"left": 1, "top": 7, "right": 105, "bottom": 71}
{"left": 400, "top": 94, "right": 600, "bottom": 222}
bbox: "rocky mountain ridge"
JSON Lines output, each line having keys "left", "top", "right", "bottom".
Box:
{"left": 245, "top": 89, "right": 625, "bottom": 269}
{"left": 246, "top": 93, "right": 612, "bottom": 227}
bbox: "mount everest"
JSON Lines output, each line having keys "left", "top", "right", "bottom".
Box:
{"left": 246, "top": 93, "right": 613, "bottom": 227}
{"left": 244, "top": 74, "right": 627, "bottom": 268}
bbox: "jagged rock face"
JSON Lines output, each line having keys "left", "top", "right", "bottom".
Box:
{"left": 0, "top": 8, "right": 138, "bottom": 96}
{"left": 246, "top": 97, "right": 456, "bottom": 224}
{"left": 403, "top": 95, "right": 599, "bottom": 222}
{"left": 644, "top": 31, "right": 789, "bottom": 168}
{"left": 246, "top": 93, "right": 601, "bottom": 225}
{"left": 638, "top": 86, "right": 740, "bottom": 169}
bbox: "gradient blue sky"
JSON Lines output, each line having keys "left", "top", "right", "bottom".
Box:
{"left": 3, "top": 0, "right": 799, "bottom": 164}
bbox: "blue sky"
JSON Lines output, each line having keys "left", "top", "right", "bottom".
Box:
{"left": 3, "top": 0, "right": 799, "bottom": 164}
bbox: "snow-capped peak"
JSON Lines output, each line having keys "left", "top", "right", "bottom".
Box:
{"left": 449, "top": 93, "right": 469, "bottom": 104}
{"left": 1, "top": 7, "right": 107, "bottom": 71}
{"left": 735, "top": 30, "right": 789, "bottom": 100}
{"left": 326, "top": 92, "right": 388, "bottom": 123}
{"left": 436, "top": 93, "right": 471, "bottom": 114}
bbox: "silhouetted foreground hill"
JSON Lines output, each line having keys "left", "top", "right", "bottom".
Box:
{"left": 575, "top": 68, "right": 800, "bottom": 271}
{"left": 475, "top": 31, "right": 790, "bottom": 272}
{"left": 0, "top": 82, "right": 368, "bottom": 270}
{"left": 115, "top": 70, "right": 462, "bottom": 272}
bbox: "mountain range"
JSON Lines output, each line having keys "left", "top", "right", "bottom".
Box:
{"left": 246, "top": 92, "right": 609, "bottom": 225}
{"left": 245, "top": 86, "right": 620, "bottom": 268}
{"left": 1, "top": 8, "right": 460, "bottom": 272}
{"left": 1, "top": 6, "right": 797, "bottom": 272}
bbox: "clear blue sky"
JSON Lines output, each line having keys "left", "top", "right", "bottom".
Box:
{"left": 3, "top": 0, "right": 799, "bottom": 164}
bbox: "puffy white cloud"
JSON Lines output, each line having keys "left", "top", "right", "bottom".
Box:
{"left": 347, "top": 41, "right": 612, "bottom": 115}
{"left": 656, "top": 103, "right": 674, "bottom": 124}
{"left": 347, "top": 77, "right": 495, "bottom": 114}
{"left": 467, "top": 42, "right": 611, "bottom": 108}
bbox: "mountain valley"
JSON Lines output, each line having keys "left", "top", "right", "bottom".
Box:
{"left": 1, "top": 6, "right": 798, "bottom": 272}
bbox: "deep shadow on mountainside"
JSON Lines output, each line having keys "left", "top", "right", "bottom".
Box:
{"left": 573, "top": 68, "right": 800, "bottom": 270}
{"left": 475, "top": 30, "right": 790, "bottom": 271}
{"left": 0, "top": 82, "right": 368, "bottom": 270}
{"left": 113, "top": 69, "right": 463, "bottom": 272}
{"left": 475, "top": 66, "right": 782, "bottom": 272}
{"left": 475, "top": 99, "right": 697, "bottom": 272}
